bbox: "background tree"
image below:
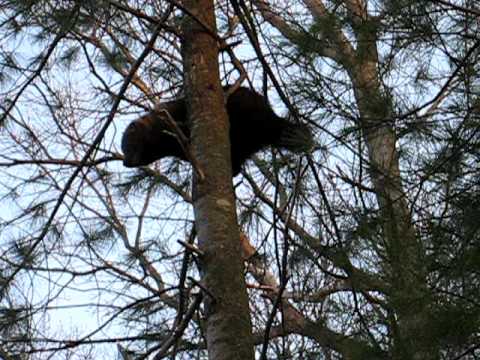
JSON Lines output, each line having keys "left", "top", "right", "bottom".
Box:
{"left": 0, "top": 0, "right": 479, "bottom": 359}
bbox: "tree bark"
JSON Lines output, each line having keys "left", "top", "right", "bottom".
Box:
{"left": 181, "top": 2, "right": 254, "bottom": 360}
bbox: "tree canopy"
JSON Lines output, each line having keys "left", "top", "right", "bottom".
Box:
{"left": 0, "top": 0, "right": 479, "bottom": 359}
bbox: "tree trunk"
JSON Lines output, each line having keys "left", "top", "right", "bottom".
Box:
{"left": 349, "top": 51, "right": 436, "bottom": 360}
{"left": 181, "top": 2, "right": 254, "bottom": 360}
{"left": 251, "top": 1, "right": 439, "bottom": 356}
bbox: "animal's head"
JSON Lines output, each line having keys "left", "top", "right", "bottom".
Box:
{"left": 121, "top": 112, "right": 183, "bottom": 168}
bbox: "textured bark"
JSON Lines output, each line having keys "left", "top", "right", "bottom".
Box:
{"left": 181, "top": 2, "right": 254, "bottom": 360}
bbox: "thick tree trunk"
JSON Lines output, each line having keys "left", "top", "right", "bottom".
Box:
{"left": 181, "top": 2, "right": 254, "bottom": 360}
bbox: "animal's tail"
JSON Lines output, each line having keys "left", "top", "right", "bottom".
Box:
{"left": 277, "top": 122, "right": 314, "bottom": 153}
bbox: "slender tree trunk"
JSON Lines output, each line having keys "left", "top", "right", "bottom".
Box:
{"left": 252, "top": 1, "right": 438, "bottom": 355}
{"left": 349, "top": 48, "right": 436, "bottom": 360}
{"left": 181, "top": 2, "right": 254, "bottom": 360}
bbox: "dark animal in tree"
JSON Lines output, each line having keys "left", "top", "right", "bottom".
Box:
{"left": 121, "top": 87, "right": 313, "bottom": 176}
